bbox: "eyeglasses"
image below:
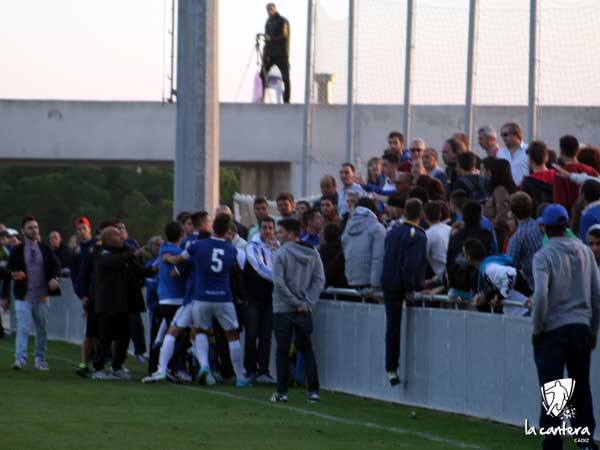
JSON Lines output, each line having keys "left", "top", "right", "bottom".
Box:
{"left": 409, "top": 148, "right": 422, "bottom": 153}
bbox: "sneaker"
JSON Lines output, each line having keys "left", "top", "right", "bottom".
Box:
{"left": 256, "top": 373, "right": 276, "bottom": 384}
{"left": 34, "top": 359, "right": 49, "bottom": 371}
{"left": 142, "top": 371, "right": 167, "bottom": 384}
{"left": 235, "top": 377, "right": 252, "bottom": 388}
{"left": 121, "top": 365, "right": 131, "bottom": 374}
{"left": 387, "top": 371, "right": 401, "bottom": 386}
{"left": 175, "top": 370, "right": 193, "bottom": 383}
{"left": 92, "top": 370, "right": 118, "bottom": 381}
{"left": 270, "top": 393, "right": 288, "bottom": 403}
{"left": 196, "top": 367, "right": 216, "bottom": 386}
{"left": 135, "top": 354, "right": 146, "bottom": 364}
{"left": 308, "top": 392, "right": 320, "bottom": 403}
{"left": 75, "top": 363, "right": 90, "bottom": 378}
{"left": 111, "top": 368, "right": 132, "bottom": 380}
{"left": 12, "top": 360, "right": 26, "bottom": 370}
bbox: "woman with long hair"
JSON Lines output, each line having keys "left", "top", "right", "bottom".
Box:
{"left": 483, "top": 158, "right": 517, "bottom": 246}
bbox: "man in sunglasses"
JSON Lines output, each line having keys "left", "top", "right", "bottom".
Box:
{"left": 497, "top": 122, "right": 529, "bottom": 186}
{"left": 1, "top": 216, "right": 61, "bottom": 370}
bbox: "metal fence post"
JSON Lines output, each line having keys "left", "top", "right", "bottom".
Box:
{"left": 528, "top": 0, "right": 539, "bottom": 142}
{"left": 345, "top": 0, "right": 356, "bottom": 165}
{"left": 465, "top": 0, "right": 478, "bottom": 149}
{"left": 301, "top": 0, "right": 315, "bottom": 196}
{"left": 402, "top": 0, "right": 415, "bottom": 144}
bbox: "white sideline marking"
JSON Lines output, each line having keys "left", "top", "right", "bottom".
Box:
{"left": 0, "top": 346, "right": 490, "bottom": 450}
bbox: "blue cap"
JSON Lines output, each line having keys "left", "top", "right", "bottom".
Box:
{"left": 537, "top": 204, "right": 569, "bottom": 227}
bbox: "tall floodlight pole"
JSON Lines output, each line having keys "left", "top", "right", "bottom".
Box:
{"left": 402, "top": 0, "right": 415, "bottom": 144}
{"left": 301, "top": 0, "right": 315, "bottom": 196}
{"left": 465, "top": 0, "right": 478, "bottom": 149}
{"left": 345, "top": 0, "right": 356, "bottom": 165}
{"left": 174, "top": 0, "right": 219, "bottom": 215}
{"left": 528, "top": 0, "right": 539, "bottom": 142}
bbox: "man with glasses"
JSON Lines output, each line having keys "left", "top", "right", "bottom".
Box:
{"left": 1, "top": 217, "right": 60, "bottom": 370}
{"left": 497, "top": 122, "right": 529, "bottom": 185}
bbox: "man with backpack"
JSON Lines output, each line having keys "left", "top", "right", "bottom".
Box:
{"left": 453, "top": 152, "right": 488, "bottom": 202}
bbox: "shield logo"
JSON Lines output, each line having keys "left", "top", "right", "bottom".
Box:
{"left": 541, "top": 378, "right": 576, "bottom": 418}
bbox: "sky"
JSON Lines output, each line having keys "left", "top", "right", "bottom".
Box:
{"left": 1, "top": 0, "right": 599, "bottom": 105}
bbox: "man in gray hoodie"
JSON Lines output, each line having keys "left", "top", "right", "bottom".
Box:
{"left": 271, "top": 218, "right": 325, "bottom": 403}
{"left": 341, "top": 198, "right": 385, "bottom": 290}
{"left": 532, "top": 204, "right": 600, "bottom": 450}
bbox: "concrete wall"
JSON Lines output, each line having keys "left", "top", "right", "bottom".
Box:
{"left": 2, "top": 99, "right": 600, "bottom": 197}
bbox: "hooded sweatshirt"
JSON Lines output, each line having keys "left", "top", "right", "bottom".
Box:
{"left": 341, "top": 207, "right": 386, "bottom": 288}
{"left": 532, "top": 236, "right": 600, "bottom": 337}
{"left": 272, "top": 241, "right": 325, "bottom": 314}
{"left": 521, "top": 170, "right": 554, "bottom": 211}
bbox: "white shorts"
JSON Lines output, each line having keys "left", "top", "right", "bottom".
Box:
{"left": 171, "top": 304, "right": 193, "bottom": 329}
{"left": 192, "top": 301, "right": 239, "bottom": 331}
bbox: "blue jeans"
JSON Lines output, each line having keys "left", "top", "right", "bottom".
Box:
{"left": 15, "top": 299, "right": 49, "bottom": 363}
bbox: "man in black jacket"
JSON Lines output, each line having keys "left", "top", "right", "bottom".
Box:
{"left": 1, "top": 217, "right": 61, "bottom": 370}
{"left": 91, "top": 226, "right": 153, "bottom": 380}
{"left": 262, "top": 3, "right": 291, "bottom": 103}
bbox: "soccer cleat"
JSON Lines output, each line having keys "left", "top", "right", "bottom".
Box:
{"left": 256, "top": 373, "right": 276, "bottom": 384}
{"left": 111, "top": 368, "right": 132, "bottom": 380}
{"left": 75, "top": 363, "right": 90, "bottom": 378}
{"left": 92, "top": 370, "right": 118, "bottom": 381}
{"left": 12, "top": 360, "right": 26, "bottom": 370}
{"left": 34, "top": 359, "right": 49, "bottom": 371}
{"left": 196, "top": 366, "right": 216, "bottom": 386}
{"left": 235, "top": 378, "right": 252, "bottom": 388}
{"left": 308, "top": 392, "right": 320, "bottom": 403}
{"left": 270, "top": 393, "right": 288, "bottom": 403}
{"left": 142, "top": 371, "right": 167, "bottom": 384}
{"left": 387, "top": 371, "right": 401, "bottom": 386}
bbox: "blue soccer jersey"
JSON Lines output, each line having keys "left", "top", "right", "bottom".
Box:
{"left": 181, "top": 237, "right": 237, "bottom": 303}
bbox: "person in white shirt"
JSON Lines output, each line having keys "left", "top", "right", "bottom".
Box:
{"left": 497, "top": 122, "right": 528, "bottom": 185}
{"left": 338, "top": 163, "right": 367, "bottom": 217}
{"left": 424, "top": 202, "right": 450, "bottom": 283}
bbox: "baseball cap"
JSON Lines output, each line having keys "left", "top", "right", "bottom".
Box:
{"left": 74, "top": 216, "right": 91, "bottom": 228}
{"left": 537, "top": 204, "right": 569, "bottom": 227}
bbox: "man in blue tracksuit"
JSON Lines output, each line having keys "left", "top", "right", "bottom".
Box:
{"left": 381, "top": 198, "right": 427, "bottom": 386}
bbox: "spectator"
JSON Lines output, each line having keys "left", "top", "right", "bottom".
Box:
{"left": 554, "top": 134, "right": 599, "bottom": 214}
{"left": 229, "top": 222, "right": 248, "bottom": 253}
{"left": 341, "top": 198, "right": 385, "bottom": 290}
{"left": 442, "top": 138, "right": 467, "bottom": 190}
{"left": 338, "top": 163, "right": 367, "bottom": 217}
{"left": 366, "top": 156, "right": 385, "bottom": 187}
{"left": 271, "top": 218, "right": 325, "bottom": 403}
{"left": 577, "top": 146, "right": 600, "bottom": 173}
{"left": 0, "top": 230, "right": 9, "bottom": 265}
{"left": 424, "top": 202, "right": 451, "bottom": 283}
{"left": 416, "top": 175, "right": 446, "bottom": 202}
{"left": 385, "top": 131, "right": 408, "bottom": 162}
{"left": 362, "top": 154, "right": 399, "bottom": 196}
{"left": 2, "top": 217, "right": 61, "bottom": 371}
{"left": 478, "top": 125, "right": 500, "bottom": 158}
{"left": 381, "top": 198, "right": 427, "bottom": 386}
{"left": 340, "top": 191, "right": 360, "bottom": 231}
{"left": 276, "top": 192, "right": 295, "bottom": 221}
{"left": 506, "top": 192, "right": 543, "bottom": 290}
{"left": 386, "top": 193, "right": 406, "bottom": 229}
{"left": 313, "top": 175, "right": 338, "bottom": 211}
{"left": 410, "top": 158, "right": 428, "bottom": 180}
{"left": 453, "top": 132, "right": 470, "bottom": 151}
{"left": 176, "top": 211, "right": 194, "bottom": 238}
{"left": 586, "top": 225, "right": 600, "bottom": 268}
{"left": 422, "top": 147, "right": 448, "bottom": 187}
{"left": 521, "top": 140, "right": 555, "bottom": 212}
{"left": 579, "top": 179, "right": 600, "bottom": 243}
{"left": 319, "top": 223, "right": 348, "bottom": 288}
{"left": 216, "top": 205, "right": 249, "bottom": 241}
{"left": 300, "top": 210, "right": 323, "bottom": 248}
{"left": 320, "top": 195, "right": 341, "bottom": 227}
{"left": 393, "top": 172, "right": 414, "bottom": 197}
{"left": 48, "top": 230, "right": 73, "bottom": 272}
{"left": 409, "top": 138, "right": 426, "bottom": 162}
{"left": 248, "top": 197, "right": 271, "bottom": 241}
{"left": 532, "top": 203, "right": 600, "bottom": 450}
{"left": 295, "top": 201, "right": 312, "bottom": 223}
{"left": 244, "top": 216, "right": 279, "bottom": 383}
{"left": 497, "top": 122, "right": 529, "bottom": 186}
{"left": 483, "top": 158, "right": 516, "bottom": 230}
{"left": 454, "top": 152, "right": 488, "bottom": 202}
{"left": 92, "top": 226, "right": 152, "bottom": 379}
{"left": 115, "top": 220, "right": 141, "bottom": 252}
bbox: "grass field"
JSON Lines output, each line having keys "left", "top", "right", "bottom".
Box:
{"left": 0, "top": 337, "right": 573, "bottom": 450}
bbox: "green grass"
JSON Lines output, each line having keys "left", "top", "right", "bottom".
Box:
{"left": 0, "top": 337, "right": 562, "bottom": 450}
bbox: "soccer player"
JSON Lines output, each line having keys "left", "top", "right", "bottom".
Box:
{"left": 163, "top": 214, "right": 250, "bottom": 387}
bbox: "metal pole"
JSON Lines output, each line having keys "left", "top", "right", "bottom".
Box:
{"left": 464, "top": 0, "right": 478, "bottom": 149}
{"left": 345, "top": 0, "right": 355, "bottom": 164}
{"left": 301, "top": 0, "right": 315, "bottom": 196}
{"left": 174, "top": 0, "right": 220, "bottom": 214}
{"left": 528, "top": 0, "right": 539, "bottom": 142}
{"left": 402, "top": 0, "right": 415, "bottom": 144}
{"left": 169, "top": 0, "right": 176, "bottom": 101}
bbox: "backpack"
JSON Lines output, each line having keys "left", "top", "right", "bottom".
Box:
{"left": 457, "top": 175, "right": 488, "bottom": 203}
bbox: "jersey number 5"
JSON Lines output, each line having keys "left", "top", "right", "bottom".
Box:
{"left": 210, "top": 248, "right": 225, "bottom": 272}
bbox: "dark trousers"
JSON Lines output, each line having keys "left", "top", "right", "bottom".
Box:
{"left": 533, "top": 324, "right": 597, "bottom": 450}
{"left": 147, "top": 304, "right": 179, "bottom": 375}
{"left": 261, "top": 55, "right": 290, "bottom": 103}
{"left": 94, "top": 312, "right": 129, "bottom": 371}
{"left": 147, "top": 310, "right": 163, "bottom": 374}
{"left": 129, "top": 312, "right": 146, "bottom": 356}
{"left": 244, "top": 300, "right": 273, "bottom": 376}
{"left": 273, "top": 312, "right": 319, "bottom": 395}
{"left": 384, "top": 290, "right": 404, "bottom": 373}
